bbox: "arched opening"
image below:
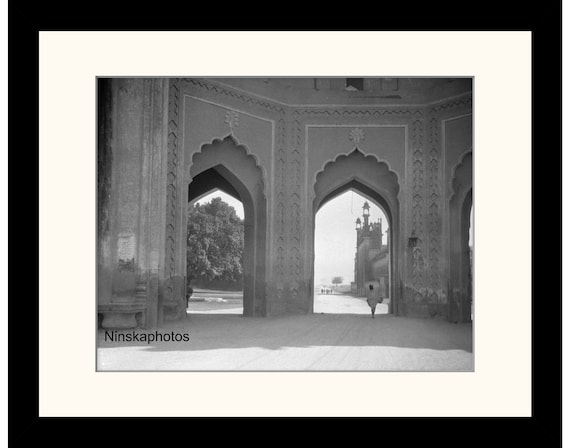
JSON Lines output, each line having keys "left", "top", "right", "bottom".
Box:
{"left": 314, "top": 188, "right": 392, "bottom": 316}
{"left": 186, "top": 181, "right": 245, "bottom": 315}
{"left": 311, "top": 149, "right": 401, "bottom": 316}
{"left": 449, "top": 152, "right": 472, "bottom": 323}
{"left": 186, "top": 136, "right": 267, "bottom": 317}
{"left": 461, "top": 190, "right": 473, "bottom": 322}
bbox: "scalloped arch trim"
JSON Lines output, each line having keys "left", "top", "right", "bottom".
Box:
{"left": 314, "top": 148, "right": 400, "bottom": 195}
{"left": 190, "top": 134, "right": 266, "bottom": 190}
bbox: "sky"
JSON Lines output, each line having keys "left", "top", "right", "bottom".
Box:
{"left": 314, "top": 190, "right": 388, "bottom": 286}
{"left": 194, "top": 189, "right": 473, "bottom": 286}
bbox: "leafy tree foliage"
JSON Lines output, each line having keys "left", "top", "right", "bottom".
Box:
{"left": 187, "top": 197, "right": 244, "bottom": 285}
{"left": 332, "top": 276, "right": 343, "bottom": 285}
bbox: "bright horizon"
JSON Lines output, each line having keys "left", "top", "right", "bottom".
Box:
{"left": 314, "top": 190, "right": 388, "bottom": 287}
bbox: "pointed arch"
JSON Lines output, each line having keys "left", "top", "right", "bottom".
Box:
{"left": 186, "top": 135, "right": 268, "bottom": 317}
{"left": 311, "top": 148, "right": 402, "bottom": 315}
{"left": 313, "top": 148, "right": 400, "bottom": 205}
{"left": 190, "top": 135, "right": 266, "bottom": 191}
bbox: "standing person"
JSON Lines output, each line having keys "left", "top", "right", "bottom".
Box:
{"left": 366, "top": 284, "right": 382, "bottom": 318}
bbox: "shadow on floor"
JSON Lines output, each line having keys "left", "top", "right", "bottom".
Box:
{"left": 97, "top": 313, "right": 472, "bottom": 353}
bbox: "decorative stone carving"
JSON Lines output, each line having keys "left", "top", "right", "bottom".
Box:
{"left": 224, "top": 110, "right": 239, "bottom": 134}
{"left": 165, "top": 79, "right": 180, "bottom": 301}
{"left": 429, "top": 94, "right": 472, "bottom": 115}
{"left": 182, "top": 78, "right": 286, "bottom": 115}
{"left": 303, "top": 108, "right": 416, "bottom": 118}
{"left": 349, "top": 127, "right": 365, "bottom": 145}
{"left": 313, "top": 148, "right": 400, "bottom": 206}
{"left": 422, "top": 93, "right": 471, "bottom": 300}
{"left": 410, "top": 117, "right": 425, "bottom": 295}
{"left": 287, "top": 112, "right": 303, "bottom": 294}
{"left": 428, "top": 116, "right": 441, "bottom": 295}
{"left": 275, "top": 117, "right": 287, "bottom": 286}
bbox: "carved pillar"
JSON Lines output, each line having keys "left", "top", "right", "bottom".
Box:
{"left": 426, "top": 111, "right": 445, "bottom": 313}
{"left": 407, "top": 113, "right": 427, "bottom": 308}
{"left": 136, "top": 78, "right": 169, "bottom": 328}
{"left": 285, "top": 110, "right": 306, "bottom": 312}
{"left": 162, "top": 78, "right": 187, "bottom": 322}
{"left": 268, "top": 112, "right": 288, "bottom": 315}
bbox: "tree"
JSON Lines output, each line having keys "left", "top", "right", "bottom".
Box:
{"left": 187, "top": 197, "right": 244, "bottom": 287}
{"left": 332, "top": 276, "right": 343, "bottom": 287}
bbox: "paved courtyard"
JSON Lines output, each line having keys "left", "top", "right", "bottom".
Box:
{"left": 98, "top": 293, "right": 472, "bottom": 371}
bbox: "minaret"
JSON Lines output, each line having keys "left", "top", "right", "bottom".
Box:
{"left": 362, "top": 201, "right": 370, "bottom": 231}
{"left": 354, "top": 217, "right": 361, "bottom": 285}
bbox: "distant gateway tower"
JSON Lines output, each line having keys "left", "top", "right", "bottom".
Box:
{"left": 352, "top": 201, "right": 390, "bottom": 297}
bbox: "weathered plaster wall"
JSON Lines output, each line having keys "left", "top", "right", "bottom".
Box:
{"left": 111, "top": 79, "right": 144, "bottom": 295}
{"left": 97, "top": 78, "right": 169, "bottom": 328}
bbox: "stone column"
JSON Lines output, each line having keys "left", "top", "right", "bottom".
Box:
{"left": 97, "top": 78, "right": 143, "bottom": 328}
{"left": 136, "top": 78, "right": 169, "bottom": 328}
{"left": 161, "top": 79, "right": 187, "bottom": 322}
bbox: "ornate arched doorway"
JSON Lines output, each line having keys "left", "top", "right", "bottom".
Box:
{"left": 187, "top": 135, "right": 267, "bottom": 317}
{"left": 311, "top": 149, "right": 401, "bottom": 314}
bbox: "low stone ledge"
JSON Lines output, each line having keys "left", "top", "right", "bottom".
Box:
{"left": 98, "top": 298, "right": 146, "bottom": 329}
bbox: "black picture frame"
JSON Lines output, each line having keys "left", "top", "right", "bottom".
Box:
{"left": 8, "top": 2, "right": 561, "bottom": 445}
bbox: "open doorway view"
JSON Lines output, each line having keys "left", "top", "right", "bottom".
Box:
{"left": 186, "top": 189, "right": 244, "bottom": 315}
{"left": 314, "top": 189, "right": 390, "bottom": 316}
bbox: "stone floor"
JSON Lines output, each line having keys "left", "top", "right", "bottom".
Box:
{"left": 98, "top": 293, "right": 472, "bottom": 371}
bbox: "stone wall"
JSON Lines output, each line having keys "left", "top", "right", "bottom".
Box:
{"left": 97, "top": 78, "right": 169, "bottom": 328}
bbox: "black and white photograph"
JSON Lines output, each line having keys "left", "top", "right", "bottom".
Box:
{"left": 96, "top": 76, "right": 474, "bottom": 371}
{"left": 30, "top": 28, "right": 546, "bottom": 422}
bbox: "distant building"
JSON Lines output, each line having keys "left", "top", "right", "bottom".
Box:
{"left": 352, "top": 202, "right": 390, "bottom": 297}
